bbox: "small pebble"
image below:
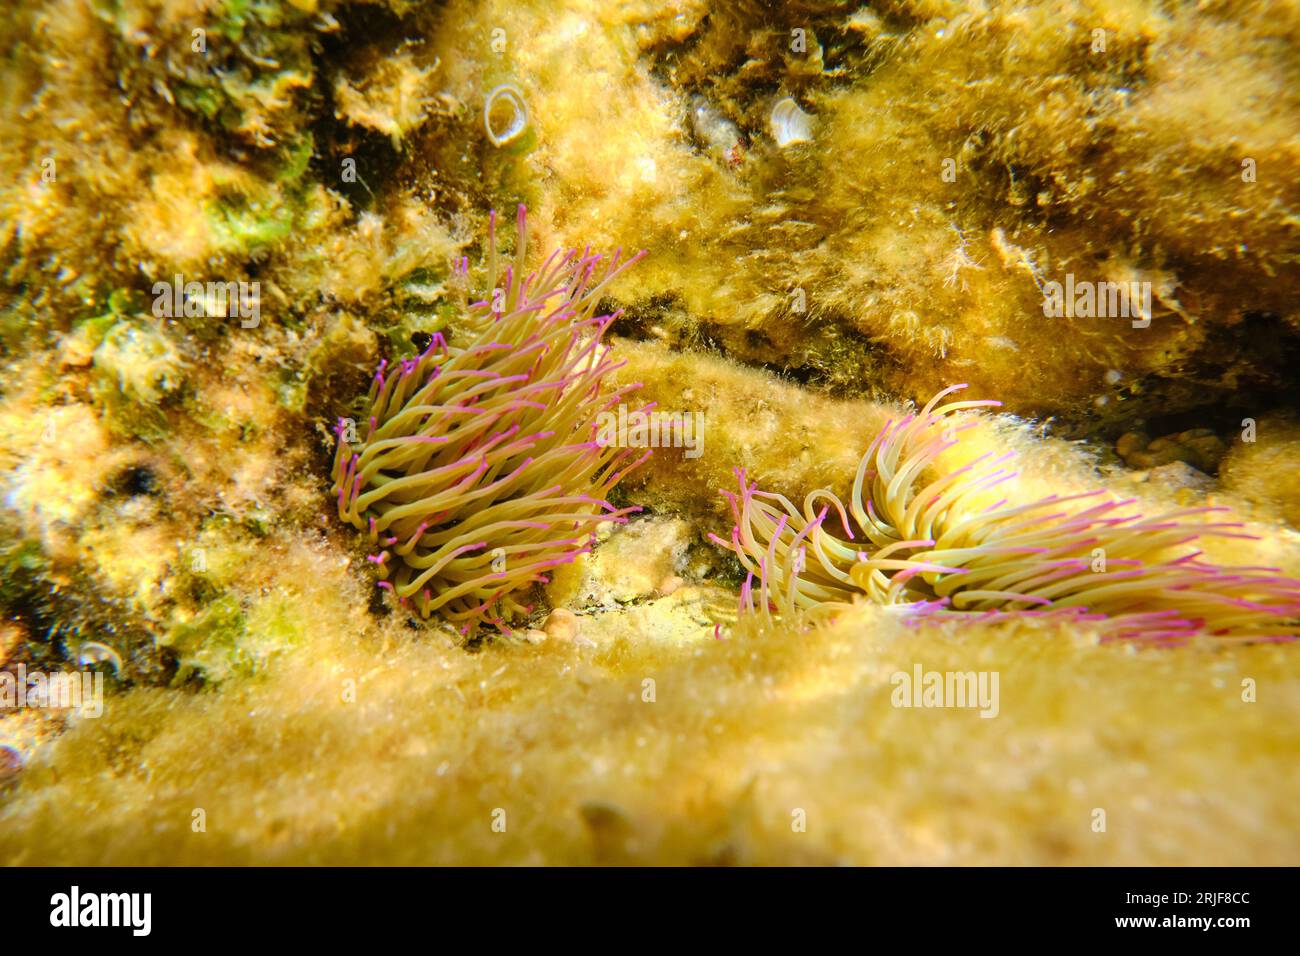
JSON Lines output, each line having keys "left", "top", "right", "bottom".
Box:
{"left": 657, "top": 574, "right": 685, "bottom": 596}
{"left": 544, "top": 608, "right": 578, "bottom": 641}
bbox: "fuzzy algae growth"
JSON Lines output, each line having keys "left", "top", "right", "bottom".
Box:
{"left": 1, "top": 0, "right": 1299, "bottom": 864}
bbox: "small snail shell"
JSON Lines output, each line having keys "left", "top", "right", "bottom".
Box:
{"left": 770, "top": 97, "right": 814, "bottom": 147}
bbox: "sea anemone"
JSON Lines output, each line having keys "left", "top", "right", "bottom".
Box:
{"left": 330, "top": 206, "right": 650, "bottom": 633}
{"left": 711, "top": 385, "right": 1300, "bottom": 644}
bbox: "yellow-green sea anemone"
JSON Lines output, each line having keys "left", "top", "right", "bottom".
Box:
{"left": 713, "top": 386, "right": 1300, "bottom": 644}
{"left": 331, "top": 207, "right": 649, "bottom": 633}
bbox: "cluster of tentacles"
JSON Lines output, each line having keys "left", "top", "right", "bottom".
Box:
{"left": 331, "top": 206, "right": 649, "bottom": 633}
{"left": 711, "top": 385, "right": 1300, "bottom": 644}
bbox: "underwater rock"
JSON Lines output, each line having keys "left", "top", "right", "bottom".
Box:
{"left": 0, "top": 0, "right": 1297, "bottom": 870}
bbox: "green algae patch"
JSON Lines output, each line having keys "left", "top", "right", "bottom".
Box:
{"left": 161, "top": 596, "right": 249, "bottom": 684}
{"left": 87, "top": 318, "right": 187, "bottom": 441}
{"left": 206, "top": 196, "right": 297, "bottom": 257}
{"left": 159, "top": 587, "right": 312, "bottom": 687}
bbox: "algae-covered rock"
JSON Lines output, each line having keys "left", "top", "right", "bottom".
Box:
{"left": 0, "top": 0, "right": 1298, "bottom": 867}
{"left": 1219, "top": 414, "right": 1300, "bottom": 526}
